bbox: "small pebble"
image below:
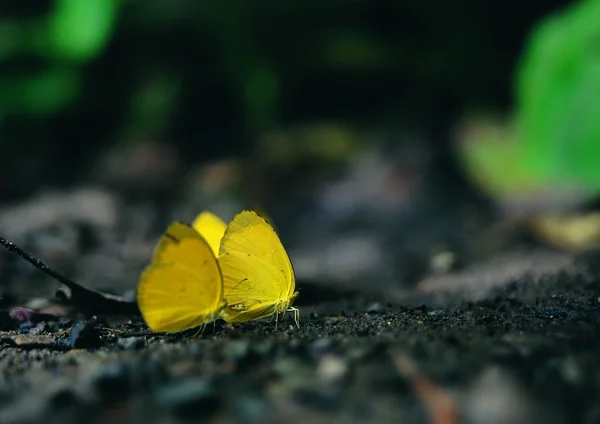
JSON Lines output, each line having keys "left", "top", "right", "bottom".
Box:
{"left": 252, "top": 340, "right": 274, "bottom": 357}
{"left": 223, "top": 339, "right": 250, "bottom": 361}
{"left": 185, "top": 343, "right": 203, "bottom": 356}
{"left": 293, "top": 387, "right": 341, "bottom": 412}
{"left": 30, "top": 322, "right": 58, "bottom": 335}
{"left": 18, "top": 322, "right": 34, "bottom": 333}
{"left": 93, "top": 364, "right": 130, "bottom": 401}
{"left": 317, "top": 355, "right": 348, "bottom": 383}
{"left": 234, "top": 395, "right": 268, "bottom": 423}
{"left": 118, "top": 337, "right": 145, "bottom": 351}
{"left": 49, "top": 388, "right": 80, "bottom": 409}
{"left": 367, "top": 302, "right": 382, "bottom": 313}
{"left": 135, "top": 359, "right": 170, "bottom": 387}
{"left": 69, "top": 321, "right": 101, "bottom": 349}
{"left": 309, "top": 338, "right": 333, "bottom": 357}
{"left": 156, "top": 379, "right": 220, "bottom": 419}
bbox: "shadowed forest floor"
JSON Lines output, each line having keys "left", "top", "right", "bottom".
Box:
{"left": 1, "top": 247, "right": 599, "bottom": 424}
{"left": 0, "top": 148, "right": 599, "bottom": 424}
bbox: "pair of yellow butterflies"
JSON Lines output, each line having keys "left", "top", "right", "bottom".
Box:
{"left": 136, "top": 210, "right": 299, "bottom": 333}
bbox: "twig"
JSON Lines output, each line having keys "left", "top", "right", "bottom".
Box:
{"left": 0, "top": 234, "right": 138, "bottom": 315}
{"left": 0, "top": 235, "right": 80, "bottom": 291}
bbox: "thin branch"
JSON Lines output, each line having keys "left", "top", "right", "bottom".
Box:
{"left": 0, "top": 234, "right": 138, "bottom": 315}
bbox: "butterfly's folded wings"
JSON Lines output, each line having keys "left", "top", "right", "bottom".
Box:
{"left": 192, "top": 211, "right": 227, "bottom": 256}
{"left": 137, "top": 222, "right": 225, "bottom": 333}
{"left": 217, "top": 211, "right": 298, "bottom": 323}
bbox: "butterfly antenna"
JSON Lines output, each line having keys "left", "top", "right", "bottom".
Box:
{"left": 0, "top": 234, "right": 81, "bottom": 292}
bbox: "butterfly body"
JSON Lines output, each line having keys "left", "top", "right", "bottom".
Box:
{"left": 196, "top": 210, "right": 300, "bottom": 328}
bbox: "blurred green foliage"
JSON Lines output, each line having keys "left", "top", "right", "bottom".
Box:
{"left": 0, "top": 0, "right": 118, "bottom": 116}
{"left": 517, "top": 0, "right": 600, "bottom": 192}
{"left": 48, "top": 0, "right": 118, "bottom": 62}
{"left": 0, "top": 0, "right": 570, "bottom": 200}
{"left": 458, "top": 0, "right": 600, "bottom": 208}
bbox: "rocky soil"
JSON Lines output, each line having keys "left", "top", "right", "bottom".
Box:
{"left": 0, "top": 248, "right": 599, "bottom": 424}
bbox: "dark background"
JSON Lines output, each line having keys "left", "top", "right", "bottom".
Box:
{"left": 1, "top": 0, "right": 568, "bottom": 197}
{"left": 0, "top": 0, "right": 581, "bottom": 299}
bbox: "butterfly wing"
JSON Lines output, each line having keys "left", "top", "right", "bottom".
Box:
{"left": 217, "top": 251, "right": 285, "bottom": 322}
{"left": 218, "top": 210, "right": 296, "bottom": 322}
{"left": 137, "top": 221, "right": 225, "bottom": 332}
{"left": 192, "top": 211, "right": 227, "bottom": 256}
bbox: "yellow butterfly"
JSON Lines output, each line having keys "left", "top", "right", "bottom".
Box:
{"left": 194, "top": 210, "right": 299, "bottom": 328}
{"left": 192, "top": 211, "right": 227, "bottom": 256}
{"left": 136, "top": 221, "right": 226, "bottom": 332}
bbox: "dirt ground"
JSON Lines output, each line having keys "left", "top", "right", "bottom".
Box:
{"left": 1, "top": 150, "right": 599, "bottom": 424}
{"left": 0, "top": 244, "right": 599, "bottom": 424}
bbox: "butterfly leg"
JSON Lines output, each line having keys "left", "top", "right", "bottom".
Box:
{"left": 191, "top": 323, "right": 206, "bottom": 338}
{"left": 289, "top": 307, "right": 300, "bottom": 329}
{"left": 274, "top": 311, "right": 279, "bottom": 331}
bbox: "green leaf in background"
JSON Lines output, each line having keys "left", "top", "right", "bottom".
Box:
{"left": 455, "top": 115, "right": 544, "bottom": 198}
{"left": 516, "top": 0, "right": 600, "bottom": 193}
{"left": 456, "top": 0, "right": 600, "bottom": 213}
{"left": 49, "top": 0, "right": 118, "bottom": 62}
{"left": 0, "top": 68, "right": 80, "bottom": 116}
